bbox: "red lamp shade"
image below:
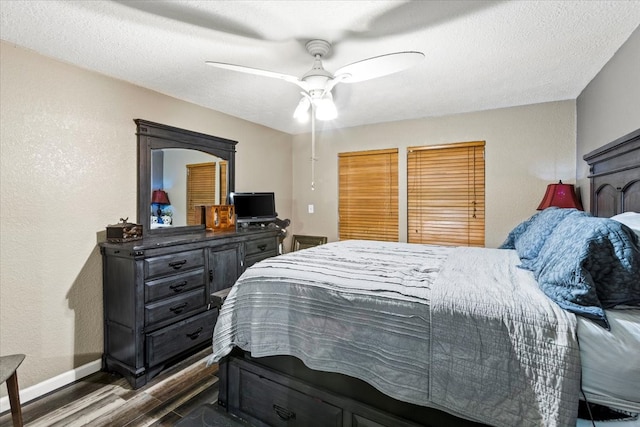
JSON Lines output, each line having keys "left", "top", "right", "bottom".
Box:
{"left": 537, "top": 181, "right": 583, "bottom": 210}
{"left": 151, "top": 189, "right": 170, "bottom": 205}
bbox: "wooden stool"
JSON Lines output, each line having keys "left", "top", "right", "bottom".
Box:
{"left": 0, "top": 354, "right": 25, "bottom": 427}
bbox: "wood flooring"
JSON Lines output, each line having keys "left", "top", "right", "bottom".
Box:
{"left": 0, "top": 347, "right": 244, "bottom": 427}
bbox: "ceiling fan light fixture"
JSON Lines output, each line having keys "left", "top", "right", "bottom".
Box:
{"left": 315, "top": 93, "right": 337, "bottom": 121}
{"left": 206, "top": 39, "right": 422, "bottom": 128}
{"left": 293, "top": 96, "right": 311, "bottom": 123}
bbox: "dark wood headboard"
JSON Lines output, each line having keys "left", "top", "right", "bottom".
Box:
{"left": 583, "top": 128, "right": 640, "bottom": 217}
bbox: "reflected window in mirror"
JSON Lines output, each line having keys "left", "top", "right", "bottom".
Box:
{"left": 185, "top": 161, "right": 228, "bottom": 225}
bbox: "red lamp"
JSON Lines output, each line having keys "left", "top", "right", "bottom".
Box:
{"left": 151, "top": 189, "right": 171, "bottom": 216}
{"left": 537, "top": 180, "right": 583, "bottom": 210}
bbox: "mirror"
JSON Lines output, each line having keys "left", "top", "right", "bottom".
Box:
{"left": 150, "top": 148, "right": 227, "bottom": 228}
{"left": 136, "top": 119, "right": 237, "bottom": 236}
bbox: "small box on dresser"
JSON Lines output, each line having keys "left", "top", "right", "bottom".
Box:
{"left": 106, "top": 218, "right": 142, "bottom": 243}
{"left": 198, "top": 205, "right": 236, "bottom": 230}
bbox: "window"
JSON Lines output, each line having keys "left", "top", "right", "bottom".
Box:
{"left": 186, "top": 162, "right": 216, "bottom": 225}
{"left": 338, "top": 149, "right": 398, "bottom": 241}
{"left": 407, "top": 141, "right": 485, "bottom": 247}
{"left": 219, "top": 160, "right": 228, "bottom": 203}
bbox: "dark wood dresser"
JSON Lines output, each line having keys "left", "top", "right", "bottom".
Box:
{"left": 100, "top": 228, "right": 279, "bottom": 388}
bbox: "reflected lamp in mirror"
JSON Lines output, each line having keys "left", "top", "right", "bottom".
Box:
{"left": 537, "top": 180, "right": 583, "bottom": 210}
{"left": 151, "top": 189, "right": 171, "bottom": 217}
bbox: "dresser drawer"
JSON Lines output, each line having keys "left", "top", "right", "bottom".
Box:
{"left": 144, "top": 249, "right": 205, "bottom": 279}
{"left": 245, "top": 237, "right": 277, "bottom": 257}
{"left": 146, "top": 308, "right": 217, "bottom": 367}
{"left": 145, "top": 288, "right": 206, "bottom": 327}
{"left": 245, "top": 253, "right": 271, "bottom": 269}
{"left": 145, "top": 268, "right": 205, "bottom": 302}
{"left": 236, "top": 368, "right": 343, "bottom": 427}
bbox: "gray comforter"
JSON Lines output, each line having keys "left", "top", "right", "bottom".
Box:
{"left": 209, "top": 240, "right": 581, "bottom": 427}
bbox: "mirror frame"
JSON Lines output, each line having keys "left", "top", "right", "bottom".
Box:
{"left": 135, "top": 119, "right": 237, "bottom": 236}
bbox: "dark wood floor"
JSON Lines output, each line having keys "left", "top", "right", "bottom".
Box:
{"left": 0, "top": 347, "right": 245, "bottom": 427}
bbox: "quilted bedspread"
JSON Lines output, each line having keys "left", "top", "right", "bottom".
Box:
{"left": 209, "top": 240, "right": 581, "bottom": 427}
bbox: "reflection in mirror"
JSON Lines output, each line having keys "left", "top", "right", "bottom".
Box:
{"left": 150, "top": 148, "right": 225, "bottom": 229}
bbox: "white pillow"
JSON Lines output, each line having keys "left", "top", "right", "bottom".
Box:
{"left": 611, "top": 211, "right": 640, "bottom": 238}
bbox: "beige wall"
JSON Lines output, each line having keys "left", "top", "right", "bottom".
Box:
{"left": 291, "top": 101, "right": 577, "bottom": 248}
{"left": 577, "top": 26, "right": 640, "bottom": 210}
{"left": 0, "top": 41, "right": 292, "bottom": 395}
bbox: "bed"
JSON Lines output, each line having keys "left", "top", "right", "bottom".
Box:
{"left": 209, "top": 129, "right": 640, "bottom": 427}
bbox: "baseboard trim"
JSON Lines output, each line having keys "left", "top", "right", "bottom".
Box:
{"left": 0, "top": 359, "right": 102, "bottom": 413}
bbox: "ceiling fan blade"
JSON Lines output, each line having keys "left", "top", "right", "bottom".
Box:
{"left": 334, "top": 51, "right": 424, "bottom": 83}
{"left": 205, "top": 61, "right": 307, "bottom": 90}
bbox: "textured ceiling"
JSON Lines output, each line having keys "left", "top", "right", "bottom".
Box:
{"left": 1, "top": 1, "right": 639, "bottom": 135}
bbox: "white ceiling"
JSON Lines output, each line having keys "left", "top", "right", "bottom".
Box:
{"left": 1, "top": 1, "right": 639, "bottom": 135}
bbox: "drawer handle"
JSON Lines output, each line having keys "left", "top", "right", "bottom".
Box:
{"left": 169, "top": 302, "right": 188, "bottom": 314}
{"left": 273, "top": 404, "right": 296, "bottom": 421}
{"left": 186, "top": 327, "right": 203, "bottom": 340}
{"left": 169, "top": 281, "right": 188, "bottom": 292}
{"left": 257, "top": 244, "right": 267, "bottom": 252}
{"left": 168, "top": 260, "right": 187, "bottom": 269}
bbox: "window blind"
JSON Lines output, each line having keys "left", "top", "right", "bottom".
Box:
{"left": 407, "top": 141, "right": 485, "bottom": 247}
{"left": 220, "top": 160, "right": 228, "bottom": 203}
{"left": 186, "top": 162, "right": 216, "bottom": 225}
{"left": 338, "top": 148, "right": 398, "bottom": 241}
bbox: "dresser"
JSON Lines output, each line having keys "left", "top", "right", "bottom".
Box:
{"left": 100, "top": 228, "right": 279, "bottom": 388}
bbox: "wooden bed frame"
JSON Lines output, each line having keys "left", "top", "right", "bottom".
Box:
{"left": 216, "top": 129, "right": 640, "bottom": 427}
{"left": 584, "top": 128, "right": 640, "bottom": 215}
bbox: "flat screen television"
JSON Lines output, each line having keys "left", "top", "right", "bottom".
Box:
{"left": 230, "top": 192, "right": 277, "bottom": 225}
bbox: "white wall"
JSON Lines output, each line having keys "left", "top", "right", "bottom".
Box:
{"left": 0, "top": 41, "right": 292, "bottom": 397}
{"left": 291, "top": 101, "right": 577, "bottom": 248}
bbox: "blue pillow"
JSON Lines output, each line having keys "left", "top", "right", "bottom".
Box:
{"left": 532, "top": 216, "right": 640, "bottom": 329}
{"left": 499, "top": 213, "right": 540, "bottom": 249}
{"left": 499, "top": 208, "right": 589, "bottom": 269}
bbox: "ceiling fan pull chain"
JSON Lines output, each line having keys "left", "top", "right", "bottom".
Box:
{"left": 311, "top": 104, "right": 316, "bottom": 191}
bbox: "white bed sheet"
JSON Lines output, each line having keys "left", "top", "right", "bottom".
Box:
{"left": 579, "top": 308, "right": 640, "bottom": 413}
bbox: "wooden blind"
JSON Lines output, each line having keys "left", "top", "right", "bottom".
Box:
{"left": 186, "top": 162, "right": 216, "bottom": 225}
{"left": 220, "top": 160, "right": 228, "bottom": 203}
{"left": 407, "top": 141, "right": 485, "bottom": 247}
{"left": 339, "top": 149, "right": 398, "bottom": 241}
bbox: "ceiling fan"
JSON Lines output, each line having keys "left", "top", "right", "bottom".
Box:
{"left": 206, "top": 39, "right": 424, "bottom": 122}
{"left": 206, "top": 40, "right": 423, "bottom": 191}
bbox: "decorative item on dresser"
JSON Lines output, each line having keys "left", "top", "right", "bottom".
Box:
{"left": 106, "top": 217, "right": 143, "bottom": 243}
{"left": 199, "top": 204, "right": 236, "bottom": 230}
